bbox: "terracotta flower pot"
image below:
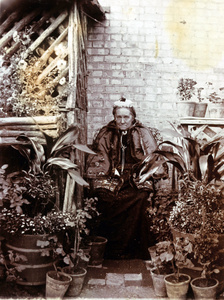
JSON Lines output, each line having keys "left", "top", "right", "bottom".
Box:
{"left": 164, "top": 273, "right": 191, "bottom": 299}
{"left": 45, "top": 270, "right": 72, "bottom": 299}
{"left": 63, "top": 266, "right": 87, "bottom": 297}
{"left": 176, "top": 101, "right": 196, "bottom": 117}
{"left": 194, "top": 102, "right": 208, "bottom": 117}
{"left": 190, "top": 277, "right": 219, "bottom": 299}
{"left": 150, "top": 268, "right": 167, "bottom": 297}
{"left": 87, "top": 236, "right": 108, "bottom": 266}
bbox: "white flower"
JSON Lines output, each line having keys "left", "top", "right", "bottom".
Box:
{"left": 21, "top": 33, "right": 31, "bottom": 45}
{"left": 13, "top": 31, "right": 20, "bottom": 43}
{"left": 55, "top": 43, "right": 67, "bottom": 56}
{"left": 57, "top": 59, "right": 67, "bottom": 71}
{"left": 0, "top": 55, "right": 4, "bottom": 67}
{"left": 59, "top": 77, "right": 66, "bottom": 85}
{"left": 18, "top": 60, "right": 27, "bottom": 70}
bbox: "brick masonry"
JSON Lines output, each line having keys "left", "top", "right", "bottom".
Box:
{"left": 86, "top": 0, "right": 224, "bottom": 144}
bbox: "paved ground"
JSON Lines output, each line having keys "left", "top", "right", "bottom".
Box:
{"left": 0, "top": 259, "right": 224, "bottom": 299}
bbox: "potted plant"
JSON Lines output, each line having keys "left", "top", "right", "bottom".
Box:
{"left": 0, "top": 125, "right": 95, "bottom": 285}
{"left": 59, "top": 197, "right": 98, "bottom": 297}
{"left": 190, "top": 228, "right": 220, "bottom": 299}
{"left": 45, "top": 197, "right": 98, "bottom": 298}
{"left": 145, "top": 187, "right": 177, "bottom": 297}
{"left": 135, "top": 124, "right": 224, "bottom": 294}
{"left": 146, "top": 240, "right": 173, "bottom": 297}
{"left": 176, "top": 78, "right": 197, "bottom": 117}
{"left": 148, "top": 238, "right": 193, "bottom": 299}
{"left": 205, "top": 83, "right": 224, "bottom": 118}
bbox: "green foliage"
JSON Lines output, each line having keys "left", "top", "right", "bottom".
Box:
{"left": 177, "top": 78, "right": 197, "bottom": 101}
{"left": 147, "top": 189, "right": 177, "bottom": 242}
{"left": 55, "top": 197, "right": 99, "bottom": 270}
{"left": 0, "top": 29, "right": 68, "bottom": 117}
{"left": 193, "top": 228, "right": 220, "bottom": 278}
{"left": 0, "top": 125, "right": 95, "bottom": 233}
{"left": 150, "top": 238, "right": 194, "bottom": 281}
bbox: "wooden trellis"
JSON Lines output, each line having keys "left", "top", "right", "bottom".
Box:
{"left": 0, "top": 0, "right": 105, "bottom": 211}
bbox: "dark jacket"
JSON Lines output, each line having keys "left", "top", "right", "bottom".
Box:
{"left": 86, "top": 120, "right": 157, "bottom": 178}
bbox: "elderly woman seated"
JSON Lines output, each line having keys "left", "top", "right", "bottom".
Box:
{"left": 86, "top": 97, "right": 162, "bottom": 260}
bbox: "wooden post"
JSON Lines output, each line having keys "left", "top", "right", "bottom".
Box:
{"left": 63, "top": 3, "right": 80, "bottom": 213}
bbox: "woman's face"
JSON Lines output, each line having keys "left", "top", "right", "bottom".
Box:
{"left": 114, "top": 107, "right": 134, "bottom": 131}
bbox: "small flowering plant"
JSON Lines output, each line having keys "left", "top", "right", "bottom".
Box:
{"left": 0, "top": 209, "right": 76, "bottom": 236}
{"left": 57, "top": 197, "right": 99, "bottom": 271}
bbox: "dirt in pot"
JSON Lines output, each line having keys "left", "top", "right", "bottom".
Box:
{"left": 50, "top": 272, "right": 70, "bottom": 281}
{"left": 193, "top": 278, "right": 217, "bottom": 288}
{"left": 63, "top": 267, "right": 85, "bottom": 275}
{"left": 166, "top": 274, "right": 189, "bottom": 283}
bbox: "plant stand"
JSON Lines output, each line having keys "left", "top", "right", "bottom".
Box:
{"left": 164, "top": 273, "right": 191, "bottom": 300}
{"left": 190, "top": 277, "right": 219, "bottom": 299}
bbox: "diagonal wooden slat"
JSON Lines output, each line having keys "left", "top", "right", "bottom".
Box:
{"left": 25, "top": 10, "right": 68, "bottom": 58}
{"left": 0, "top": 9, "right": 40, "bottom": 50}
{"left": 38, "top": 27, "right": 68, "bottom": 66}
{"left": 0, "top": 11, "right": 21, "bottom": 36}
{"left": 36, "top": 52, "right": 68, "bottom": 84}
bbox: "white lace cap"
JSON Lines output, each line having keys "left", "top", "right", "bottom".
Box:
{"left": 113, "top": 98, "right": 134, "bottom": 108}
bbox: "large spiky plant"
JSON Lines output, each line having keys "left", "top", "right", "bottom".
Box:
{"left": 8, "top": 125, "right": 95, "bottom": 217}
{"left": 136, "top": 123, "right": 224, "bottom": 186}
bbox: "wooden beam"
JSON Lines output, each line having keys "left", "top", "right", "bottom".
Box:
{"left": 0, "top": 124, "right": 58, "bottom": 131}
{"left": 0, "top": 9, "right": 40, "bottom": 50}
{"left": 0, "top": 137, "right": 46, "bottom": 145}
{"left": 25, "top": 10, "right": 68, "bottom": 57}
{"left": 0, "top": 130, "right": 44, "bottom": 138}
{"left": 66, "top": 2, "right": 78, "bottom": 111}
{"left": 36, "top": 52, "right": 68, "bottom": 84}
{"left": 0, "top": 11, "right": 20, "bottom": 36}
{"left": 38, "top": 27, "right": 68, "bottom": 67}
{"left": 0, "top": 115, "right": 60, "bottom": 126}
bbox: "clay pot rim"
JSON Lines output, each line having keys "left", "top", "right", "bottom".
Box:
{"left": 190, "top": 277, "right": 219, "bottom": 290}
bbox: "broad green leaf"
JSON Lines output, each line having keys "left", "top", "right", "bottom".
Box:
{"left": 50, "top": 126, "right": 79, "bottom": 155}
{"left": 159, "top": 141, "right": 184, "bottom": 155}
{"left": 15, "top": 135, "right": 45, "bottom": 173}
{"left": 155, "top": 150, "right": 186, "bottom": 172}
{"left": 45, "top": 157, "right": 78, "bottom": 170}
{"left": 139, "top": 165, "right": 160, "bottom": 183}
{"left": 68, "top": 169, "right": 89, "bottom": 186}
{"left": 160, "top": 128, "right": 183, "bottom": 138}
{"left": 199, "top": 155, "right": 209, "bottom": 180}
{"left": 74, "top": 144, "right": 96, "bottom": 154}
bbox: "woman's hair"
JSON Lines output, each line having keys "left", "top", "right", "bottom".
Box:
{"left": 112, "top": 97, "right": 136, "bottom": 118}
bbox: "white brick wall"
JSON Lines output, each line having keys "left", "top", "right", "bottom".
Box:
{"left": 86, "top": 0, "right": 224, "bottom": 143}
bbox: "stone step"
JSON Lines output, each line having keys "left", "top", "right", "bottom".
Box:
{"left": 87, "top": 272, "right": 143, "bottom": 287}
{"left": 85, "top": 259, "right": 152, "bottom": 287}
